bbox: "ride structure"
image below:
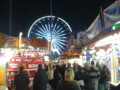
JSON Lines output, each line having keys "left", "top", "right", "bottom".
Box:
{"left": 27, "top": 15, "right": 72, "bottom": 56}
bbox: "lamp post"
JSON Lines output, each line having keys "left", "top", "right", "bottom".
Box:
{"left": 49, "top": 0, "right": 53, "bottom": 61}
{"left": 18, "top": 32, "right": 23, "bottom": 49}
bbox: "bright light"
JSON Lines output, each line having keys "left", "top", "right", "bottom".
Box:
{"left": 89, "top": 49, "right": 96, "bottom": 54}
{"left": 28, "top": 46, "right": 34, "bottom": 49}
{"left": 27, "top": 15, "right": 72, "bottom": 56}
{"left": 96, "top": 49, "right": 105, "bottom": 56}
{"left": 95, "top": 32, "right": 120, "bottom": 47}
{"left": 112, "top": 26, "right": 116, "bottom": 30}
{"left": 20, "top": 44, "right": 25, "bottom": 47}
{"left": 52, "top": 49, "right": 58, "bottom": 51}
{"left": 44, "top": 56, "right": 49, "bottom": 61}
{"left": 19, "top": 32, "right": 23, "bottom": 49}
{"left": 4, "top": 49, "right": 13, "bottom": 62}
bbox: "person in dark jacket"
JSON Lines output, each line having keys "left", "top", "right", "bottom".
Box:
{"left": 57, "top": 68, "right": 81, "bottom": 90}
{"left": 87, "top": 61, "right": 100, "bottom": 90}
{"left": 33, "top": 64, "right": 48, "bottom": 90}
{"left": 101, "top": 65, "right": 110, "bottom": 90}
{"left": 14, "top": 66, "right": 30, "bottom": 90}
{"left": 53, "top": 65, "right": 62, "bottom": 90}
{"left": 75, "top": 65, "right": 85, "bottom": 90}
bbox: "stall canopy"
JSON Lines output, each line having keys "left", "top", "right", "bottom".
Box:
{"left": 62, "top": 50, "right": 81, "bottom": 56}
{"left": 86, "top": 1, "right": 120, "bottom": 40}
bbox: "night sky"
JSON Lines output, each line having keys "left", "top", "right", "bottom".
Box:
{"left": 0, "top": 0, "right": 115, "bottom": 37}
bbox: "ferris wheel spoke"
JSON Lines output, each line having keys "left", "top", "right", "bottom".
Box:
{"left": 28, "top": 15, "right": 72, "bottom": 56}
{"left": 56, "top": 24, "right": 63, "bottom": 30}
{"left": 36, "top": 29, "right": 46, "bottom": 36}
{"left": 33, "top": 33, "right": 44, "bottom": 38}
{"left": 54, "top": 44, "right": 63, "bottom": 54}
{"left": 52, "top": 44, "right": 61, "bottom": 55}
{"left": 55, "top": 40, "right": 66, "bottom": 46}
{"left": 52, "top": 23, "right": 57, "bottom": 34}
{"left": 59, "top": 33, "right": 67, "bottom": 37}
{"left": 44, "top": 24, "right": 49, "bottom": 32}
{"left": 55, "top": 31, "right": 67, "bottom": 36}
{"left": 56, "top": 38, "right": 67, "bottom": 42}
{"left": 37, "top": 26, "right": 46, "bottom": 34}
{"left": 45, "top": 25, "right": 51, "bottom": 35}
{"left": 56, "top": 24, "right": 60, "bottom": 30}
{"left": 41, "top": 25, "right": 49, "bottom": 34}
{"left": 48, "top": 22, "right": 51, "bottom": 31}
{"left": 55, "top": 41, "right": 66, "bottom": 50}
{"left": 61, "top": 37, "right": 68, "bottom": 39}
{"left": 32, "top": 30, "right": 41, "bottom": 35}
{"left": 53, "top": 28, "right": 63, "bottom": 36}
{"left": 59, "top": 30, "right": 65, "bottom": 33}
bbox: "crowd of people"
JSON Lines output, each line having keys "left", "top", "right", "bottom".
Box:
{"left": 10, "top": 60, "right": 111, "bottom": 90}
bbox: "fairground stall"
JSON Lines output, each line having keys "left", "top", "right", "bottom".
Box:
{"left": 59, "top": 50, "right": 82, "bottom": 67}
{"left": 0, "top": 33, "right": 50, "bottom": 89}
{"left": 83, "top": 1, "right": 120, "bottom": 86}
{"left": 85, "top": 29, "right": 120, "bottom": 86}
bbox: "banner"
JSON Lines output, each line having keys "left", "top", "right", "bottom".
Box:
{"left": 77, "top": 31, "right": 89, "bottom": 46}
{"left": 86, "top": 1, "right": 120, "bottom": 40}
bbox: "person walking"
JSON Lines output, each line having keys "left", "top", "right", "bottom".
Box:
{"left": 47, "top": 64, "right": 55, "bottom": 89}
{"left": 33, "top": 64, "right": 48, "bottom": 90}
{"left": 87, "top": 61, "right": 100, "bottom": 90}
{"left": 14, "top": 66, "right": 30, "bottom": 90}
{"left": 101, "top": 65, "right": 110, "bottom": 90}
{"left": 75, "top": 65, "right": 85, "bottom": 90}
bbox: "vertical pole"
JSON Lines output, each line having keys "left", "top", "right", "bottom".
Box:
{"left": 9, "top": 0, "right": 12, "bottom": 36}
{"left": 111, "top": 44, "right": 118, "bottom": 84}
{"left": 50, "top": 0, "right": 53, "bottom": 47}
{"left": 49, "top": 0, "right": 53, "bottom": 60}
{"left": 50, "top": 0, "right": 52, "bottom": 16}
{"left": 18, "top": 32, "right": 23, "bottom": 49}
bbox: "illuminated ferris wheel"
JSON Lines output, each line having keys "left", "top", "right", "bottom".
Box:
{"left": 27, "top": 15, "right": 72, "bottom": 55}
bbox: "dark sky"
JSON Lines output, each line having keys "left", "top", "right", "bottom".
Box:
{"left": 0, "top": 0, "right": 115, "bottom": 37}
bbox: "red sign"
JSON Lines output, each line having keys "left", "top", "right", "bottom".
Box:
{"left": 7, "top": 56, "right": 45, "bottom": 88}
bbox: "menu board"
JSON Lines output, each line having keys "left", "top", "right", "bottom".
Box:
{"left": 0, "top": 63, "right": 6, "bottom": 86}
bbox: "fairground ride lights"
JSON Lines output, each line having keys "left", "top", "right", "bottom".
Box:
{"left": 89, "top": 49, "right": 96, "bottom": 54}
{"left": 95, "top": 33, "right": 120, "bottom": 47}
{"left": 0, "top": 57, "right": 7, "bottom": 64}
{"left": 1, "top": 49, "right": 14, "bottom": 63}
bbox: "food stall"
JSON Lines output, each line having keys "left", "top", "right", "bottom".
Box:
{"left": 60, "top": 50, "right": 82, "bottom": 66}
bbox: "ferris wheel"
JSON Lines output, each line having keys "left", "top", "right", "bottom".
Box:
{"left": 27, "top": 15, "right": 72, "bottom": 55}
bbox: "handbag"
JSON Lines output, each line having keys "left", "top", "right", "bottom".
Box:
{"left": 76, "top": 81, "right": 81, "bottom": 90}
{"left": 77, "top": 80, "right": 84, "bottom": 86}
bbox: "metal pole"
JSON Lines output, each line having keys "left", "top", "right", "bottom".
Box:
{"left": 50, "top": 0, "right": 53, "bottom": 43}
{"left": 9, "top": 0, "right": 12, "bottom": 36}
{"left": 50, "top": 0, "right": 52, "bottom": 16}
{"left": 50, "top": 0, "right": 53, "bottom": 60}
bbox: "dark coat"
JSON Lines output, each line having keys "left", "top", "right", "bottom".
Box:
{"left": 33, "top": 69, "right": 48, "bottom": 90}
{"left": 14, "top": 72, "right": 30, "bottom": 90}
{"left": 57, "top": 81, "right": 81, "bottom": 90}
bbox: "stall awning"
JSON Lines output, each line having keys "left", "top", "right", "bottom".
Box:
{"left": 62, "top": 50, "right": 81, "bottom": 56}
